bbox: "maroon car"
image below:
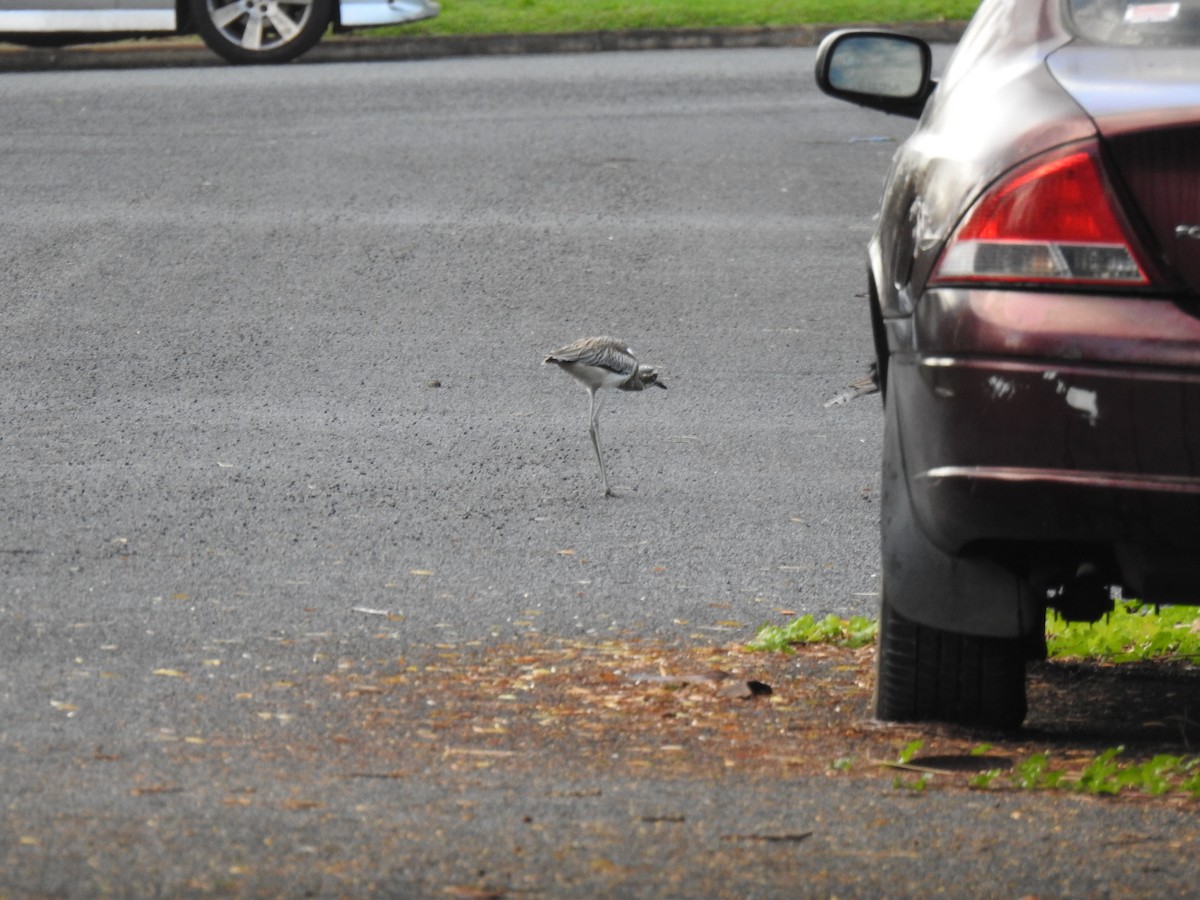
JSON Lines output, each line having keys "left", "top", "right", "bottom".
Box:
{"left": 816, "top": 0, "right": 1200, "bottom": 728}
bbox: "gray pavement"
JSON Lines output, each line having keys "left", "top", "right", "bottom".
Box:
{"left": 0, "top": 20, "right": 967, "bottom": 71}
{"left": 2, "top": 49, "right": 906, "bottom": 648}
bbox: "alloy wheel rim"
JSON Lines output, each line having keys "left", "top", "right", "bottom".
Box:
{"left": 206, "top": 0, "right": 314, "bottom": 51}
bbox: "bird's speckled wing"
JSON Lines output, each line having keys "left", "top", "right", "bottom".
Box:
{"left": 545, "top": 336, "right": 637, "bottom": 376}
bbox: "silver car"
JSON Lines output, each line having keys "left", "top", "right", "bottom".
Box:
{"left": 0, "top": 0, "right": 438, "bottom": 63}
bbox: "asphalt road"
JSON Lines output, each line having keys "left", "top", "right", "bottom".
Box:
{"left": 3, "top": 48, "right": 894, "bottom": 647}
{"left": 5, "top": 47, "right": 1198, "bottom": 897}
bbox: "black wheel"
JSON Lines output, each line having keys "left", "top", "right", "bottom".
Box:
{"left": 874, "top": 372, "right": 1030, "bottom": 730}
{"left": 874, "top": 589, "right": 1027, "bottom": 729}
{"left": 190, "top": 0, "right": 332, "bottom": 64}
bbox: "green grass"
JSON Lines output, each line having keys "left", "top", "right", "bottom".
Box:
{"left": 1047, "top": 600, "right": 1200, "bottom": 664}
{"left": 752, "top": 599, "right": 1200, "bottom": 664}
{"left": 388, "top": 0, "right": 979, "bottom": 37}
{"left": 748, "top": 612, "right": 878, "bottom": 652}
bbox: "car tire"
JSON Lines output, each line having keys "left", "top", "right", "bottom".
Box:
{"left": 874, "top": 588, "right": 1027, "bottom": 729}
{"left": 875, "top": 384, "right": 1028, "bottom": 730}
{"left": 190, "top": 0, "right": 332, "bottom": 64}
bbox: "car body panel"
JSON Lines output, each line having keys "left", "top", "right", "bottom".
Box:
{"left": 0, "top": 0, "right": 437, "bottom": 34}
{"left": 902, "top": 285, "right": 1200, "bottom": 561}
{"left": 1106, "top": 124, "right": 1200, "bottom": 293}
{"left": 336, "top": 0, "right": 436, "bottom": 28}
{"left": 0, "top": 0, "right": 172, "bottom": 33}
{"left": 917, "top": 288, "right": 1200, "bottom": 367}
{"left": 891, "top": 353, "right": 1200, "bottom": 605}
{"left": 1048, "top": 45, "right": 1200, "bottom": 134}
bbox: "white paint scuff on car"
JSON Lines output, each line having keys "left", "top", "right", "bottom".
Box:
{"left": 1065, "top": 386, "right": 1099, "bottom": 424}
{"left": 1042, "top": 371, "right": 1099, "bottom": 424}
{"left": 987, "top": 375, "right": 1016, "bottom": 400}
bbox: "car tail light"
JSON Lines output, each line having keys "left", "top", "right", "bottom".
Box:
{"left": 931, "top": 143, "right": 1150, "bottom": 287}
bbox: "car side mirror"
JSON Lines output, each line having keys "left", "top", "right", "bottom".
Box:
{"left": 814, "top": 30, "right": 935, "bottom": 119}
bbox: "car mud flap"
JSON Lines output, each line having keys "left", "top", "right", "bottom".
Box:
{"left": 880, "top": 386, "right": 1037, "bottom": 639}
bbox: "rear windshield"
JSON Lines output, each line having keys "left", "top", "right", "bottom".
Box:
{"left": 1069, "top": 0, "right": 1200, "bottom": 44}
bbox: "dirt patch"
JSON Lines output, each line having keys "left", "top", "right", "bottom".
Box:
{"left": 13, "top": 636, "right": 1200, "bottom": 896}
{"left": 237, "top": 636, "right": 1200, "bottom": 795}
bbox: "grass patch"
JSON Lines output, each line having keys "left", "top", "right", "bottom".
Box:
{"left": 748, "top": 612, "right": 878, "bottom": 652}
{"left": 1047, "top": 600, "right": 1200, "bottom": 664}
{"left": 383, "top": 0, "right": 979, "bottom": 37}
{"left": 753, "top": 599, "right": 1200, "bottom": 663}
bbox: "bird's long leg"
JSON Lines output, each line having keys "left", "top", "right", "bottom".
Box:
{"left": 586, "top": 388, "right": 613, "bottom": 497}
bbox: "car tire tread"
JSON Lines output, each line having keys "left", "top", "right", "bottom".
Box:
{"left": 876, "top": 593, "right": 1027, "bottom": 730}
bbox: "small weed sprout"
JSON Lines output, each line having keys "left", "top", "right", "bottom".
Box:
{"left": 897, "top": 740, "right": 924, "bottom": 765}
{"left": 967, "top": 769, "right": 1003, "bottom": 790}
{"left": 1075, "top": 747, "right": 1125, "bottom": 795}
{"left": 892, "top": 772, "right": 931, "bottom": 792}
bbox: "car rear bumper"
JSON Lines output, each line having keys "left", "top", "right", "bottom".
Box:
{"left": 893, "top": 288, "right": 1200, "bottom": 564}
